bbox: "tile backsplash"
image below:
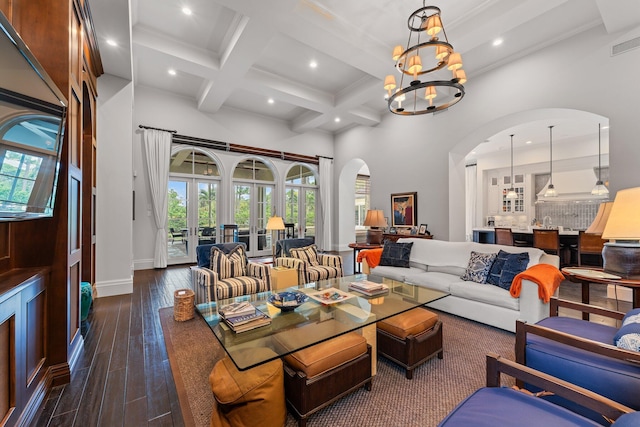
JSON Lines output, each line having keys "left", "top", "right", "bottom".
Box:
{"left": 534, "top": 200, "right": 603, "bottom": 230}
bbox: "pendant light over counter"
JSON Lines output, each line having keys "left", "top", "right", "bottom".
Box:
{"left": 591, "top": 123, "right": 609, "bottom": 196}
{"left": 506, "top": 134, "right": 518, "bottom": 199}
{"left": 543, "top": 125, "right": 558, "bottom": 197}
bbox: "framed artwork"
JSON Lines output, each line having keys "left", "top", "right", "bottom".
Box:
{"left": 390, "top": 192, "right": 417, "bottom": 228}
{"left": 418, "top": 224, "right": 428, "bottom": 235}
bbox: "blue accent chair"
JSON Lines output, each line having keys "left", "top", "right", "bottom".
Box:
{"left": 438, "top": 353, "right": 636, "bottom": 427}
{"left": 516, "top": 298, "right": 640, "bottom": 425}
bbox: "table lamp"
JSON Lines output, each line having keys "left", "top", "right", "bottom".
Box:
{"left": 364, "top": 209, "right": 387, "bottom": 245}
{"left": 584, "top": 201, "right": 613, "bottom": 234}
{"left": 601, "top": 187, "right": 640, "bottom": 278}
{"left": 266, "top": 216, "right": 285, "bottom": 257}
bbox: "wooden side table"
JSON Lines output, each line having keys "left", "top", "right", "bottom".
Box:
{"left": 271, "top": 266, "right": 298, "bottom": 290}
{"left": 348, "top": 243, "right": 383, "bottom": 274}
{"left": 561, "top": 267, "right": 640, "bottom": 320}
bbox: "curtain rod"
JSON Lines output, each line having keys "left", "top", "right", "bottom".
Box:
{"left": 316, "top": 155, "right": 334, "bottom": 160}
{"left": 139, "top": 124, "right": 177, "bottom": 134}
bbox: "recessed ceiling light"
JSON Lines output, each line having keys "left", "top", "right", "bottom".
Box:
{"left": 602, "top": 125, "right": 610, "bottom": 129}
{"left": 525, "top": 140, "right": 532, "bottom": 144}
{"left": 182, "top": 7, "right": 192, "bottom": 15}
{"left": 267, "top": 98, "right": 274, "bottom": 104}
{"left": 309, "top": 60, "right": 318, "bottom": 69}
{"left": 106, "top": 39, "right": 117, "bottom": 47}
{"left": 492, "top": 38, "right": 503, "bottom": 47}
{"left": 168, "top": 69, "right": 177, "bottom": 76}
{"left": 471, "top": 151, "right": 477, "bottom": 154}
{"left": 334, "top": 117, "right": 341, "bottom": 123}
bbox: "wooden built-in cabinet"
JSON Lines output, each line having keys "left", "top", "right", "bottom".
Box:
{"left": 0, "top": 1, "right": 102, "bottom": 425}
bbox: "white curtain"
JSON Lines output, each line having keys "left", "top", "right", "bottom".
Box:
{"left": 317, "top": 157, "right": 333, "bottom": 251}
{"left": 465, "top": 164, "right": 477, "bottom": 242}
{"left": 143, "top": 129, "right": 172, "bottom": 268}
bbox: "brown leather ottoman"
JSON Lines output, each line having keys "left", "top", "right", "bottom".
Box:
{"left": 377, "top": 307, "right": 443, "bottom": 379}
{"left": 277, "top": 330, "right": 372, "bottom": 427}
{"left": 209, "top": 348, "right": 286, "bottom": 427}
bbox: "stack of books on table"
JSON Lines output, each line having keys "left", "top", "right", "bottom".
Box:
{"left": 219, "top": 302, "right": 271, "bottom": 333}
{"left": 348, "top": 280, "right": 389, "bottom": 296}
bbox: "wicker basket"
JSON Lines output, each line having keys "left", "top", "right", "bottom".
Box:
{"left": 174, "top": 288, "right": 195, "bottom": 322}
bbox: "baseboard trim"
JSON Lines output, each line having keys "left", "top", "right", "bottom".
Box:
{"left": 48, "top": 362, "right": 71, "bottom": 387}
{"left": 607, "top": 284, "right": 632, "bottom": 302}
{"left": 134, "top": 258, "right": 155, "bottom": 271}
{"left": 16, "top": 369, "right": 52, "bottom": 427}
{"left": 95, "top": 277, "right": 133, "bottom": 297}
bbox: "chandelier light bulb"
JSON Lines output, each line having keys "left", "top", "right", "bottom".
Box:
{"left": 408, "top": 56, "right": 422, "bottom": 78}
{"left": 435, "top": 45, "right": 450, "bottom": 61}
{"left": 447, "top": 52, "right": 462, "bottom": 70}
{"left": 426, "top": 15, "right": 442, "bottom": 37}
{"left": 392, "top": 45, "right": 403, "bottom": 61}
{"left": 384, "top": 75, "right": 397, "bottom": 95}
{"left": 454, "top": 69, "right": 467, "bottom": 84}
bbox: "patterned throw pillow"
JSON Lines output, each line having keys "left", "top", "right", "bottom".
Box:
{"left": 497, "top": 252, "right": 530, "bottom": 290}
{"left": 379, "top": 242, "right": 414, "bottom": 268}
{"left": 614, "top": 308, "right": 640, "bottom": 352}
{"left": 210, "top": 245, "right": 246, "bottom": 279}
{"left": 460, "top": 251, "right": 497, "bottom": 283}
{"left": 289, "top": 244, "right": 319, "bottom": 266}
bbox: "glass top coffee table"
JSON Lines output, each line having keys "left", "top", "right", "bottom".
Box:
{"left": 196, "top": 274, "right": 449, "bottom": 371}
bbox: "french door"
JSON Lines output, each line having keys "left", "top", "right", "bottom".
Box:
{"left": 233, "top": 183, "right": 273, "bottom": 257}
{"left": 285, "top": 187, "right": 317, "bottom": 239}
{"left": 167, "top": 178, "right": 219, "bottom": 264}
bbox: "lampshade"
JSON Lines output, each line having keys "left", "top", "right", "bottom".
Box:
{"left": 585, "top": 201, "right": 613, "bottom": 234}
{"left": 266, "top": 216, "right": 285, "bottom": 231}
{"left": 602, "top": 188, "right": 640, "bottom": 241}
{"left": 426, "top": 15, "right": 442, "bottom": 36}
{"left": 447, "top": 52, "right": 462, "bottom": 70}
{"left": 392, "top": 45, "right": 403, "bottom": 61}
{"left": 435, "top": 45, "right": 450, "bottom": 60}
{"left": 454, "top": 69, "right": 467, "bottom": 84}
{"left": 364, "top": 210, "right": 387, "bottom": 227}
{"left": 384, "top": 75, "right": 396, "bottom": 92}
{"left": 425, "top": 86, "right": 437, "bottom": 100}
{"left": 408, "top": 56, "right": 422, "bottom": 77}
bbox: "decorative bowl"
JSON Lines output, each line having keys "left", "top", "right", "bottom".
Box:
{"left": 268, "top": 291, "right": 309, "bottom": 311}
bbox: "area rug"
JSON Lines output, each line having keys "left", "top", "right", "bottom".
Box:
{"left": 159, "top": 307, "right": 516, "bottom": 427}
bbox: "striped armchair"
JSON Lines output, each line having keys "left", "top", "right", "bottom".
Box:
{"left": 191, "top": 243, "right": 271, "bottom": 304}
{"left": 275, "top": 243, "right": 343, "bottom": 285}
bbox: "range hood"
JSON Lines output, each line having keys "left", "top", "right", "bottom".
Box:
{"left": 537, "top": 169, "right": 609, "bottom": 201}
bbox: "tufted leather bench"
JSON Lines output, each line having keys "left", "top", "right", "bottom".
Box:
{"left": 377, "top": 307, "right": 443, "bottom": 379}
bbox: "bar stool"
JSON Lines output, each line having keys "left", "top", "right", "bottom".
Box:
{"left": 495, "top": 228, "right": 529, "bottom": 247}
{"left": 577, "top": 230, "right": 605, "bottom": 267}
{"left": 533, "top": 229, "right": 569, "bottom": 265}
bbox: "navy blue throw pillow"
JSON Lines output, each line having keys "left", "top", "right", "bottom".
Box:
{"left": 379, "top": 242, "right": 414, "bottom": 268}
{"left": 497, "top": 252, "right": 530, "bottom": 290}
{"left": 486, "top": 250, "right": 510, "bottom": 286}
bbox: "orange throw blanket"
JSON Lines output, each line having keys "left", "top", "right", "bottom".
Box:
{"left": 510, "top": 263, "right": 564, "bottom": 303}
{"left": 357, "top": 248, "right": 383, "bottom": 268}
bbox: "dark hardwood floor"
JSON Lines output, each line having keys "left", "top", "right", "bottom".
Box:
{"left": 33, "top": 251, "right": 631, "bottom": 426}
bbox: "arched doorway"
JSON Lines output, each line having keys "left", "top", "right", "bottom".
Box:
{"left": 284, "top": 164, "right": 318, "bottom": 239}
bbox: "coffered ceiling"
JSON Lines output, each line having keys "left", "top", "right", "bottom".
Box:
{"left": 90, "top": 0, "right": 639, "bottom": 135}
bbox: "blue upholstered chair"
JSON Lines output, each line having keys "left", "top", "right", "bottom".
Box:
{"left": 191, "top": 242, "right": 271, "bottom": 304}
{"left": 273, "top": 238, "right": 343, "bottom": 285}
{"left": 516, "top": 298, "right": 640, "bottom": 425}
{"left": 438, "top": 353, "right": 636, "bottom": 427}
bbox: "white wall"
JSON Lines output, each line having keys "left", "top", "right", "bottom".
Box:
{"left": 96, "top": 75, "right": 134, "bottom": 296}
{"left": 334, "top": 23, "right": 640, "bottom": 246}
{"left": 131, "top": 86, "right": 334, "bottom": 269}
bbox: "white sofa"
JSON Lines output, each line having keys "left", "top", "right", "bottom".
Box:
{"left": 366, "top": 238, "right": 559, "bottom": 333}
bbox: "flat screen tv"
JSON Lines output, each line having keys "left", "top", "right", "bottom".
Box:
{"left": 0, "top": 12, "right": 67, "bottom": 221}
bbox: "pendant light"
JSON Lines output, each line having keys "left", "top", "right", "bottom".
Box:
{"left": 591, "top": 123, "right": 609, "bottom": 196}
{"left": 543, "top": 125, "right": 558, "bottom": 197}
{"left": 506, "top": 134, "right": 518, "bottom": 199}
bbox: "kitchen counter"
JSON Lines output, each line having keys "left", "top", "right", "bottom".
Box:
{"left": 473, "top": 227, "right": 579, "bottom": 247}
{"left": 473, "top": 227, "right": 579, "bottom": 236}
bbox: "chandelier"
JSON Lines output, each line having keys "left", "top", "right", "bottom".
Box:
{"left": 384, "top": 2, "right": 465, "bottom": 115}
